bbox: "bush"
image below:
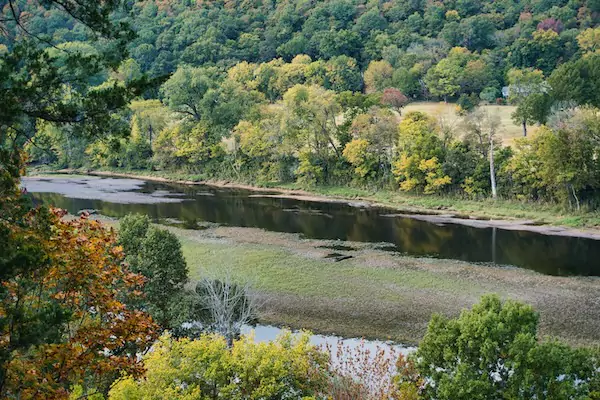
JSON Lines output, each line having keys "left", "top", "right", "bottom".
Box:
{"left": 109, "top": 332, "right": 329, "bottom": 400}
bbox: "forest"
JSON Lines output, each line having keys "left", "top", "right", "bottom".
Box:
{"left": 2, "top": 0, "right": 600, "bottom": 398}
{"left": 13, "top": 0, "right": 600, "bottom": 210}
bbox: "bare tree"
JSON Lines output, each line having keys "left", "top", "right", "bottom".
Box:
{"left": 197, "top": 277, "right": 259, "bottom": 346}
{"left": 463, "top": 108, "right": 501, "bottom": 199}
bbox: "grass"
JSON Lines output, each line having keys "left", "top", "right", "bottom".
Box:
{"left": 403, "top": 101, "right": 534, "bottom": 145}
{"left": 169, "top": 225, "right": 600, "bottom": 346}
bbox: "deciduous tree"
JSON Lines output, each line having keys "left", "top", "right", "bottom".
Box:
{"left": 398, "top": 295, "right": 600, "bottom": 400}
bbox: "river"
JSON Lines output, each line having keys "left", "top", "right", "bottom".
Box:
{"left": 22, "top": 174, "right": 600, "bottom": 277}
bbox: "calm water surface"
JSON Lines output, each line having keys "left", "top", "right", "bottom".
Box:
{"left": 22, "top": 175, "right": 600, "bottom": 276}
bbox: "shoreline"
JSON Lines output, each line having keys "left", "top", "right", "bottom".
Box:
{"left": 31, "top": 168, "right": 600, "bottom": 241}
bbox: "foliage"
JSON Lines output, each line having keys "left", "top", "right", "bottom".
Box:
{"left": 364, "top": 60, "right": 394, "bottom": 93}
{"left": 507, "top": 68, "right": 551, "bottom": 135}
{"left": 0, "top": 209, "right": 158, "bottom": 398}
{"left": 397, "top": 295, "right": 600, "bottom": 400}
{"left": 345, "top": 107, "right": 396, "bottom": 181}
{"left": 393, "top": 112, "right": 451, "bottom": 194}
{"left": 18, "top": 0, "right": 600, "bottom": 211}
{"left": 0, "top": 0, "right": 161, "bottom": 397}
{"left": 381, "top": 88, "right": 409, "bottom": 114}
{"left": 424, "top": 47, "right": 490, "bottom": 101}
{"left": 343, "top": 139, "right": 376, "bottom": 179}
{"left": 119, "top": 214, "right": 188, "bottom": 329}
{"left": 109, "top": 332, "right": 330, "bottom": 400}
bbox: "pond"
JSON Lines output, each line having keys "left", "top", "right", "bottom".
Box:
{"left": 22, "top": 175, "right": 600, "bottom": 276}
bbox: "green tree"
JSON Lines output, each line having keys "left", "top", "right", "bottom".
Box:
{"left": 280, "top": 85, "right": 343, "bottom": 184}
{"left": 344, "top": 107, "right": 397, "bottom": 181}
{"left": 399, "top": 295, "right": 600, "bottom": 400}
{"left": 392, "top": 112, "right": 451, "bottom": 193}
{"left": 507, "top": 68, "right": 551, "bottom": 136}
{"left": 549, "top": 53, "right": 600, "bottom": 108}
{"left": 324, "top": 55, "right": 363, "bottom": 92}
{"left": 424, "top": 48, "right": 465, "bottom": 101}
{"left": 425, "top": 47, "right": 487, "bottom": 101}
{"left": 160, "top": 66, "right": 215, "bottom": 121}
{"left": 119, "top": 215, "right": 189, "bottom": 329}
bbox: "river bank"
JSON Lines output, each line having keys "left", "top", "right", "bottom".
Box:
{"left": 31, "top": 167, "right": 600, "bottom": 238}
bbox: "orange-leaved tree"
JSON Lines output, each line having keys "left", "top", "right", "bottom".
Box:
{"left": 0, "top": 202, "right": 158, "bottom": 399}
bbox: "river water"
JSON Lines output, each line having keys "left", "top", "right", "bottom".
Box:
{"left": 22, "top": 175, "right": 600, "bottom": 276}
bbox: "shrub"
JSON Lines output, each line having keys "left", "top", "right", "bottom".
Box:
{"left": 109, "top": 332, "right": 329, "bottom": 400}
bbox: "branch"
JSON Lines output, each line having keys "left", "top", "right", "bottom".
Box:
{"left": 7, "top": 0, "right": 67, "bottom": 52}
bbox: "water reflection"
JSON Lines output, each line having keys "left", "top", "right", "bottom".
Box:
{"left": 24, "top": 177, "right": 600, "bottom": 276}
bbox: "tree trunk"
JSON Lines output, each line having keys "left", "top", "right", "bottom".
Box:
{"left": 522, "top": 120, "right": 527, "bottom": 137}
{"left": 571, "top": 184, "right": 580, "bottom": 211}
{"left": 489, "top": 135, "right": 497, "bottom": 199}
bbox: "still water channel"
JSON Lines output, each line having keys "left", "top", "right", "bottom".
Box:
{"left": 22, "top": 175, "right": 600, "bottom": 277}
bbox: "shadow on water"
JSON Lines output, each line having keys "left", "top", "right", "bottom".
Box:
{"left": 24, "top": 177, "right": 600, "bottom": 277}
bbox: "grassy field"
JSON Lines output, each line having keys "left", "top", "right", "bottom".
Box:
{"left": 167, "top": 224, "right": 600, "bottom": 346}
{"left": 403, "top": 102, "right": 535, "bottom": 145}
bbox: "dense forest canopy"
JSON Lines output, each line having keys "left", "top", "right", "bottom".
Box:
{"left": 7, "top": 0, "right": 600, "bottom": 93}
{"left": 11, "top": 0, "right": 600, "bottom": 210}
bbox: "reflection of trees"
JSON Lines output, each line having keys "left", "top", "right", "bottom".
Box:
{"left": 495, "top": 230, "right": 600, "bottom": 276}
{"left": 30, "top": 182, "right": 600, "bottom": 277}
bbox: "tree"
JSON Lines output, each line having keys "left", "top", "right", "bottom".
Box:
{"left": 1, "top": 0, "right": 154, "bottom": 397}
{"left": 345, "top": 107, "right": 397, "bottom": 181}
{"left": 381, "top": 88, "right": 409, "bottom": 114}
{"left": 424, "top": 47, "right": 467, "bottom": 101}
{"left": 129, "top": 99, "right": 172, "bottom": 147}
{"left": 424, "top": 47, "right": 490, "bottom": 102}
{"left": 392, "top": 112, "right": 451, "bottom": 193}
{"left": 515, "top": 113, "right": 600, "bottom": 209}
{"left": 463, "top": 109, "right": 501, "bottom": 198}
{"left": 577, "top": 27, "right": 600, "bottom": 53}
{"left": 324, "top": 55, "right": 363, "bottom": 92}
{"left": 392, "top": 66, "right": 422, "bottom": 98}
{"left": 549, "top": 53, "right": 600, "bottom": 108}
{"left": 109, "top": 332, "right": 329, "bottom": 400}
{"left": 195, "top": 278, "right": 259, "bottom": 346}
{"left": 364, "top": 60, "right": 393, "bottom": 93}
{"left": 507, "top": 68, "right": 550, "bottom": 136}
{"left": 479, "top": 86, "right": 499, "bottom": 103}
{"left": 119, "top": 215, "right": 189, "bottom": 329}
{"left": 280, "top": 85, "right": 342, "bottom": 184}
{"left": 398, "top": 295, "right": 600, "bottom": 400}
{"left": 0, "top": 211, "right": 158, "bottom": 398}
{"left": 119, "top": 213, "right": 151, "bottom": 267}
{"left": 160, "top": 66, "right": 215, "bottom": 120}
